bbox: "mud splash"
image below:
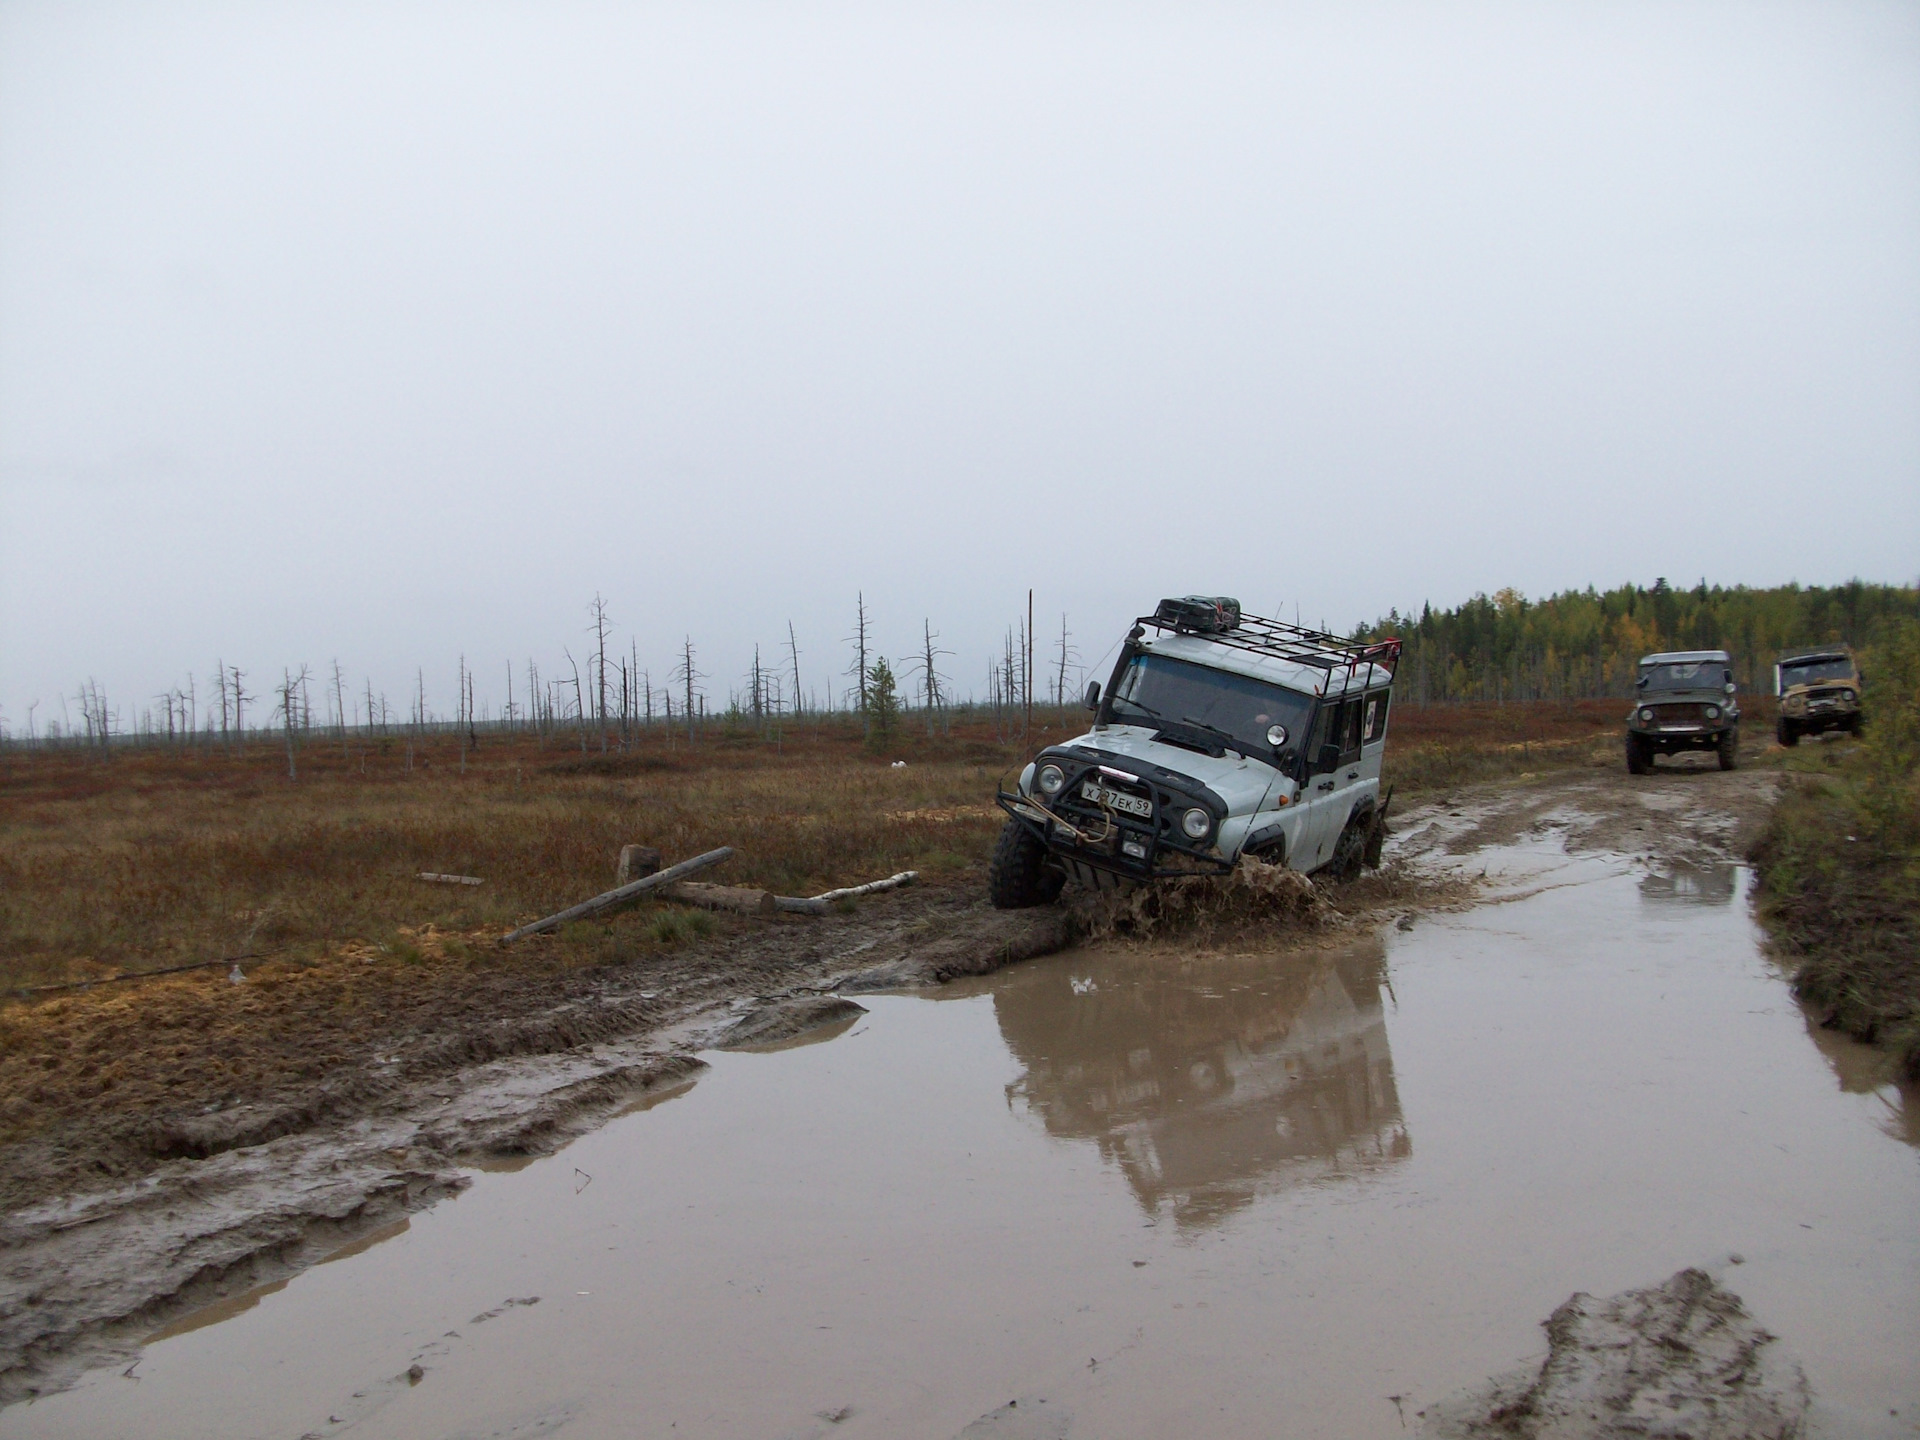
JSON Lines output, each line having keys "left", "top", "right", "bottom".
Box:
{"left": 11, "top": 840, "right": 1915, "bottom": 1439}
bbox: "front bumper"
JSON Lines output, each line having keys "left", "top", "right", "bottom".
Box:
{"left": 995, "top": 790, "right": 1232, "bottom": 883}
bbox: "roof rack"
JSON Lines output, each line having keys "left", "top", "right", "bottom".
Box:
{"left": 1134, "top": 610, "right": 1401, "bottom": 689}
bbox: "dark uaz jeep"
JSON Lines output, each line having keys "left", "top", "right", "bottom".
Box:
{"left": 1625, "top": 650, "right": 1739, "bottom": 774}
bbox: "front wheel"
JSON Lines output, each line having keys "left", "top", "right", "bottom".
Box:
{"left": 1717, "top": 730, "right": 1739, "bottom": 771}
{"left": 1777, "top": 719, "right": 1799, "bottom": 747}
{"left": 987, "top": 820, "right": 1065, "bottom": 909}
{"left": 1626, "top": 734, "right": 1651, "bottom": 775}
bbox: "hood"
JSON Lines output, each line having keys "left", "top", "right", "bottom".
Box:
{"left": 1057, "top": 724, "right": 1286, "bottom": 814}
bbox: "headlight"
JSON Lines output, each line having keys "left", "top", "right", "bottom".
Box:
{"left": 1639, "top": 708, "right": 1653, "bottom": 722}
{"left": 1181, "top": 807, "right": 1211, "bottom": 840}
{"left": 1842, "top": 689, "right": 1855, "bottom": 701}
{"left": 1705, "top": 705, "right": 1720, "bottom": 720}
{"left": 1037, "top": 763, "right": 1065, "bottom": 796}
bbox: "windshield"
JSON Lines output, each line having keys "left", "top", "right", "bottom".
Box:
{"left": 1109, "top": 654, "right": 1314, "bottom": 757}
{"left": 1639, "top": 660, "right": 1726, "bottom": 691}
{"left": 1779, "top": 657, "right": 1853, "bottom": 687}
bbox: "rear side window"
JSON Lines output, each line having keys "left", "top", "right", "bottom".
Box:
{"left": 1363, "top": 690, "right": 1391, "bottom": 743}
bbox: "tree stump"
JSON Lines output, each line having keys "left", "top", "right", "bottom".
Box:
{"left": 617, "top": 845, "right": 662, "bottom": 885}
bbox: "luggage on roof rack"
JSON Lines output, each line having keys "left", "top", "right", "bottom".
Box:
{"left": 1154, "top": 596, "right": 1242, "bottom": 633}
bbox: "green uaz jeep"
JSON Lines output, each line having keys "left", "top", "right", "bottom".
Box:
{"left": 1625, "top": 650, "right": 1740, "bottom": 774}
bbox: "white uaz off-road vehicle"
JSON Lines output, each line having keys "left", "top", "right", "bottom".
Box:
{"left": 989, "top": 598, "right": 1400, "bottom": 908}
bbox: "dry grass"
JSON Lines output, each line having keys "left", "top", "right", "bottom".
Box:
{"left": 0, "top": 699, "right": 1711, "bottom": 994}
{"left": 0, "top": 722, "right": 1030, "bottom": 992}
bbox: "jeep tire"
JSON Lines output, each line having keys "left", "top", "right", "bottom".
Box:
{"left": 1325, "top": 813, "right": 1368, "bottom": 883}
{"left": 1717, "top": 729, "right": 1739, "bottom": 771}
{"left": 1777, "top": 718, "right": 1799, "bottom": 747}
{"left": 988, "top": 820, "right": 1065, "bottom": 909}
{"left": 1626, "top": 734, "right": 1651, "bottom": 775}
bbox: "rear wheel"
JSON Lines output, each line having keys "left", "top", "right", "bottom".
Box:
{"left": 1626, "top": 734, "right": 1651, "bottom": 775}
{"left": 1325, "top": 813, "right": 1368, "bottom": 882}
{"left": 987, "top": 820, "right": 1065, "bottom": 909}
{"left": 1717, "top": 730, "right": 1739, "bottom": 771}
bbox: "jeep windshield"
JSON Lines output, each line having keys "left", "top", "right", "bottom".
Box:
{"left": 1639, "top": 661, "right": 1724, "bottom": 691}
{"left": 1108, "top": 654, "right": 1313, "bottom": 759}
{"left": 1780, "top": 657, "right": 1853, "bottom": 686}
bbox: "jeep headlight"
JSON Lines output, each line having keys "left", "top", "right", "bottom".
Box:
{"left": 1639, "top": 708, "right": 1654, "bottom": 722}
{"left": 1037, "top": 763, "right": 1065, "bottom": 796}
{"left": 1704, "top": 705, "right": 1720, "bottom": 720}
{"left": 1842, "top": 689, "right": 1855, "bottom": 702}
{"left": 1181, "top": 807, "right": 1211, "bottom": 840}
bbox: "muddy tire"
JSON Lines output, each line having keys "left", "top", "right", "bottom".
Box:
{"left": 1325, "top": 813, "right": 1368, "bottom": 882}
{"left": 1362, "top": 809, "right": 1389, "bottom": 870}
{"left": 1625, "top": 734, "right": 1651, "bottom": 775}
{"left": 1777, "top": 719, "right": 1798, "bottom": 747}
{"left": 987, "top": 820, "right": 1064, "bottom": 909}
{"left": 1717, "top": 730, "right": 1738, "bottom": 771}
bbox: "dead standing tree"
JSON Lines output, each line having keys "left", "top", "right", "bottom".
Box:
{"left": 676, "top": 637, "right": 705, "bottom": 745}
{"left": 589, "top": 593, "right": 613, "bottom": 751}
{"left": 1052, "top": 613, "right": 1079, "bottom": 707}
{"left": 846, "top": 593, "right": 871, "bottom": 738}
{"left": 276, "top": 665, "right": 311, "bottom": 780}
{"left": 908, "top": 620, "right": 953, "bottom": 736}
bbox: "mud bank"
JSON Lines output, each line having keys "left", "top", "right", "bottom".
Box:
{"left": 0, "top": 760, "right": 1785, "bottom": 1407}
{"left": 1418, "top": 1268, "right": 1811, "bottom": 1440}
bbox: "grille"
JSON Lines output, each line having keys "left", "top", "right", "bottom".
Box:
{"left": 1650, "top": 702, "right": 1714, "bottom": 727}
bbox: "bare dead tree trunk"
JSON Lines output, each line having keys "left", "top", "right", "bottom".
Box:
{"left": 787, "top": 621, "right": 802, "bottom": 721}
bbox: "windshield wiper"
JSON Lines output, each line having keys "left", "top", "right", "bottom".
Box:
{"left": 1176, "top": 716, "right": 1243, "bottom": 753}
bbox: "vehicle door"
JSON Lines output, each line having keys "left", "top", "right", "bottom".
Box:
{"left": 1294, "top": 695, "right": 1351, "bottom": 870}
{"left": 1322, "top": 691, "right": 1369, "bottom": 843}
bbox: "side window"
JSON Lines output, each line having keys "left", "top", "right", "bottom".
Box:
{"left": 1363, "top": 690, "right": 1391, "bottom": 744}
{"left": 1339, "top": 699, "right": 1364, "bottom": 758}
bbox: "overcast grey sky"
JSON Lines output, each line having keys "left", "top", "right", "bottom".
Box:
{"left": 2, "top": 0, "right": 1916, "bottom": 729}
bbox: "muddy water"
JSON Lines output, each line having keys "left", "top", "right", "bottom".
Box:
{"left": 15, "top": 847, "right": 1919, "bottom": 1439}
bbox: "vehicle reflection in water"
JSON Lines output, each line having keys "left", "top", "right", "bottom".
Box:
{"left": 1639, "top": 859, "right": 1739, "bottom": 906}
{"left": 989, "top": 940, "right": 1407, "bottom": 1230}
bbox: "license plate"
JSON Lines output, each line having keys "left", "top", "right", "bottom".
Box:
{"left": 1081, "top": 781, "right": 1151, "bottom": 818}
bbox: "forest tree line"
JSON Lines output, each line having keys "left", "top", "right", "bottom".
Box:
{"left": 1358, "top": 578, "right": 1920, "bottom": 704}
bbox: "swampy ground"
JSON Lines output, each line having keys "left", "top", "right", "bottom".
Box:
{"left": 12, "top": 699, "right": 1913, "bottom": 1435}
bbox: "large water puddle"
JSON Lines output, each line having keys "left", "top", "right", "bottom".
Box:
{"left": 15, "top": 847, "right": 1919, "bottom": 1438}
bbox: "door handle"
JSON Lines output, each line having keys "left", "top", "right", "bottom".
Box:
{"left": 1346, "top": 770, "right": 1359, "bottom": 780}
{"left": 1317, "top": 780, "right": 1334, "bottom": 792}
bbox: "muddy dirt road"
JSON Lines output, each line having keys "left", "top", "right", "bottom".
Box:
{"left": 6, "top": 757, "right": 1917, "bottom": 1436}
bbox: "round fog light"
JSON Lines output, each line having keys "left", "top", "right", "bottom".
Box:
{"left": 1181, "top": 807, "right": 1211, "bottom": 840}
{"left": 1037, "top": 763, "right": 1065, "bottom": 796}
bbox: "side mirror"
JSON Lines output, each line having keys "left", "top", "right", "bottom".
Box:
{"left": 1635, "top": 676, "right": 1648, "bottom": 689}
{"left": 1083, "top": 681, "right": 1101, "bottom": 711}
{"left": 1317, "top": 743, "right": 1342, "bottom": 774}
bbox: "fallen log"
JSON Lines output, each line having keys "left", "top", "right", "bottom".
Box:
{"left": 660, "top": 881, "right": 778, "bottom": 917}
{"left": 500, "top": 847, "right": 734, "bottom": 943}
{"left": 417, "top": 872, "right": 485, "bottom": 886}
{"left": 768, "top": 870, "right": 920, "bottom": 917}
{"left": 812, "top": 871, "right": 918, "bottom": 904}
